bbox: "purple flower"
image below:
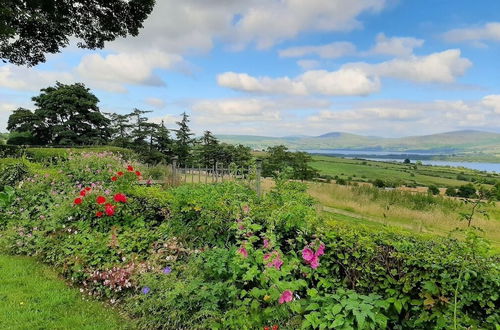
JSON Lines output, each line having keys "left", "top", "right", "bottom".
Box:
{"left": 163, "top": 266, "right": 172, "bottom": 274}
{"left": 141, "top": 287, "right": 150, "bottom": 294}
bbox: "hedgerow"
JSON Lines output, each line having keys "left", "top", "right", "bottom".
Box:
{"left": 0, "top": 152, "right": 498, "bottom": 329}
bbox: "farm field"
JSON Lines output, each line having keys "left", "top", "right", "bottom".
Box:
{"left": 310, "top": 155, "right": 500, "bottom": 188}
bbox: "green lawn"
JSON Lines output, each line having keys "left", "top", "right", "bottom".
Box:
{"left": 310, "top": 155, "right": 500, "bottom": 187}
{"left": 0, "top": 255, "right": 129, "bottom": 329}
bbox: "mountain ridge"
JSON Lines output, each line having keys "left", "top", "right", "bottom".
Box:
{"left": 217, "top": 130, "right": 500, "bottom": 154}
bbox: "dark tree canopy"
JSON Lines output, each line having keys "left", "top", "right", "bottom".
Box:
{"left": 0, "top": 0, "right": 155, "bottom": 66}
{"left": 7, "top": 82, "right": 111, "bottom": 145}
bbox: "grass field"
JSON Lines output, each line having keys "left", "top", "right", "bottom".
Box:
{"left": 307, "top": 181, "right": 500, "bottom": 248}
{"left": 0, "top": 255, "right": 128, "bottom": 329}
{"left": 310, "top": 155, "right": 500, "bottom": 187}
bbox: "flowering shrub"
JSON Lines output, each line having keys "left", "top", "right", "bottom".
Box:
{"left": 0, "top": 153, "right": 498, "bottom": 329}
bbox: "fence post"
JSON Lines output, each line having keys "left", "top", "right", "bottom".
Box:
{"left": 215, "top": 162, "right": 218, "bottom": 183}
{"left": 171, "top": 156, "right": 178, "bottom": 186}
{"left": 256, "top": 159, "right": 262, "bottom": 198}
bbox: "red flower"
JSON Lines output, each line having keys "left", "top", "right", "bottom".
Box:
{"left": 272, "top": 325, "right": 279, "bottom": 330}
{"left": 105, "top": 203, "right": 116, "bottom": 216}
{"left": 117, "top": 171, "right": 124, "bottom": 176}
{"left": 264, "top": 327, "right": 270, "bottom": 330}
{"left": 127, "top": 165, "right": 134, "bottom": 172}
{"left": 74, "top": 198, "right": 83, "bottom": 205}
{"left": 114, "top": 193, "right": 127, "bottom": 203}
{"left": 135, "top": 170, "right": 141, "bottom": 176}
{"left": 80, "top": 190, "right": 86, "bottom": 197}
{"left": 96, "top": 211, "right": 104, "bottom": 217}
{"left": 85, "top": 187, "right": 91, "bottom": 191}
{"left": 111, "top": 176, "right": 118, "bottom": 182}
{"left": 96, "top": 196, "right": 106, "bottom": 204}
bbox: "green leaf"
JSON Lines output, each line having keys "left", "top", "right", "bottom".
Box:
{"left": 331, "top": 303, "right": 343, "bottom": 315}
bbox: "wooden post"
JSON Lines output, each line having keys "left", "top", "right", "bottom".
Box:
{"left": 256, "top": 159, "right": 262, "bottom": 198}
{"left": 215, "top": 162, "right": 218, "bottom": 183}
{"left": 171, "top": 157, "right": 178, "bottom": 186}
{"left": 198, "top": 165, "right": 201, "bottom": 183}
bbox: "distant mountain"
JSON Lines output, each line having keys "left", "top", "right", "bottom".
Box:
{"left": 217, "top": 130, "right": 500, "bottom": 155}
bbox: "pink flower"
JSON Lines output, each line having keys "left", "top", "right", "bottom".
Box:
{"left": 238, "top": 246, "right": 248, "bottom": 258}
{"left": 302, "top": 248, "right": 315, "bottom": 263}
{"left": 279, "top": 290, "right": 293, "bottom": 304}
{"left": 263, "top": 239, "right": 270, "bottom": 249}
{"left": 268, "top": 257, "right": 283, "bottom": 270}
{"left": 310, "top": 256, "right": 320, "bottom": 269}
{"left": 315, "top": 244, "right": 325, "bottom": 257}
{"left": 263, "top": 253, "right": 271, "bottom": 261}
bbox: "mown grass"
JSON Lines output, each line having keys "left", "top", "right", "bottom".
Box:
{"left": 310, "top": 155, "right": 500, "bottom": 187}
{"left": 307, "top": 181, "right": 500, "bottom": 248}
{"left": 0, "top": 255, "right": 129, "bottom": 329}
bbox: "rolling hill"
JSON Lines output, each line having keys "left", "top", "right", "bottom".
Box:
{"left": 217, "top": 130, "right": 500, "bottom": 156}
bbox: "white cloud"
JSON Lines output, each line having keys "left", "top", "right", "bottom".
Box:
{"left": 279, "top": 42, "right": 356, "bottom": 58}
{"left": 76, "top": 51, "right": 183, "bottom": 92}
{"left": 481, "top": 95, "right": 500, "bottom": 114}
{"left": 347, "top": 49, "right": 471, "bottom": 83}
{"left": 145, "top": 98, "right": 167, "bottom": 109}
{"left": 443, "top": 22, "right": 500, "bottom": 44}
{"left": 367, "top": 33, "right": 424, "bottom": 57}
{"left": 218, "top": 50, "right": 470, "bottom": 96}
{"left": 191, "top": 97, "right": 331, "bottom": 124}
{"left": 0, "top": 65, "right": 74, "bottom": 91}
{"left": 217, "top": 68, "right": 380, "bottom": 96}
{"left": 297, "top": 59, "right": 321, "bottom": 70}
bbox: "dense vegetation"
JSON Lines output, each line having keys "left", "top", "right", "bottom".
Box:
{"left": 0, "top": 0, "right": 155, "bottom": 66}
{"left": 0, "top": 150, "right": 498, "bottom": 329}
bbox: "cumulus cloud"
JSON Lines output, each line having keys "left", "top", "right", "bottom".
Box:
{"left": 218, "top": 49, "right": 470, "bottom": 96}
{"left": 347, "top": 49, "right": 472, "bottom": 83}
{"left": 481, "top": 95, "right": 500, "bottom": 114}
{"left": 279, "top": 42, "right": 356, "bottom": 59}
{"left": 191, "top": 97, "right": 331, "bottom": 124}
{"left": 0, "top": 65, "right": 74, "bottom": 91}
{"left": 145, "top": 98, "right": 167, "bottom": 109}
{"left": 366, "top": 33, "right": 424, "bottom": 57}
{"left": 217, "top": 69, "right": 380, "bottom": 96}
{"left": 442, "top": 22, "right": 500, "bottom": 44}
{"left": 297, "top": 60, "right": 321, "bottom": 70}
{"left": 76, "top": 51, "right": 183, "bottom": 92}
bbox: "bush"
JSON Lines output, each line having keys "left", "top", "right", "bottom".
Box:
{"left": 457, "top": 184, "right": 477, "bottom": 198}
{"left": 0, "top": 153, "right": 498, "bottom": 329}
{"left": 446, "top": 187, "right": 457, "bottom": 197}
{"left": 373, "top": 178, "right": 386, "bottom": 188}
{"left": 428, "top": 185, "right": 440, "bottom": 195}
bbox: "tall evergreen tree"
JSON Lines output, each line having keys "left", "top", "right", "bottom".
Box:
{"left": 174, "top": 112, "right": 195, "bottom": 166}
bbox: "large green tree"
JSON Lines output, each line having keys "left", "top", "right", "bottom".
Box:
{"left": 7, "top": 82, "right": 111, "bottom": 145}
{"left": 1, "top": 0, "right": 155, "bottom": 66}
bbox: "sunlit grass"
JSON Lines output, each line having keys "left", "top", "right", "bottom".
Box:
{"left": 0, "top": 255, "right": 129, "bottom": 329}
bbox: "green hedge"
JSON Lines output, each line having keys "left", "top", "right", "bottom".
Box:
{"left": 0, "top": 153, "right": 498, "bottom": 329}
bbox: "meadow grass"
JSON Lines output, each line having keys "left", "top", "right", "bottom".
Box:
{"left": 307, "top": 181, "right": 500, "bottom": 247}
{"left": 0, "top": 255, "right": 129, "bottom": 329}
{"left": 310, "top": 155, "right": 500, "bottom": 187}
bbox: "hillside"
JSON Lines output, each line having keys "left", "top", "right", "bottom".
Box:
{"left": 218, "top": 130, "right": 500, "bottom": 155}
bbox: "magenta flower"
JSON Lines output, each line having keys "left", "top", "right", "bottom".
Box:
{"left": 310, "top": 256, "right": 320, "bottom": 269}
{"left": 302, "top": 248, "right": 315, "bottom": 263}
{"left": 279, "top": 290, "right": 293, "bottom": 304}
{"left": 238, "top": 246, "right": 248, "bottom": 258}
{"left": 315, "top": 244, "right": 325, "bottom": 257}
{"left": 268, "top": 257, "right": 283, "bottom": 270}
{"left": 263, "top": 239, "right": 270, "bottom": 249}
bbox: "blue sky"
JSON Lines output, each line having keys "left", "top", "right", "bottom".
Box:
{"left": 1, "top": 0, "right": 500, "bottom": 137}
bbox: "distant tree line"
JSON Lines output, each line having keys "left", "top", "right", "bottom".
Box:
{"left": 6, "top": 82, "right": 252, "bottom": 167}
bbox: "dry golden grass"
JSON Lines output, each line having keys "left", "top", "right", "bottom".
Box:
{"left": 307, "top": 181, "right": 500, "bottom": 246}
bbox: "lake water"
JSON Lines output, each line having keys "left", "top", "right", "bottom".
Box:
{"left": 304, "top": 149, "right": 500, "bottom": 173}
